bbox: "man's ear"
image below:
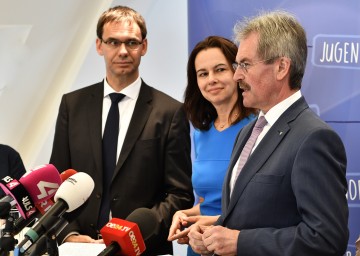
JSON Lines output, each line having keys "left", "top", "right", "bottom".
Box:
{"left": 96, "top": 38, "right": 104, "bottom": 56}
{"left": 141, "top": 38, "right": 148, "bottom": 56}
{"left": 276, "top": 57, "right": 291, "bottom": 80}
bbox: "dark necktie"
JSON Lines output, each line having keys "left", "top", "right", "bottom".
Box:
{"left": 98, "top": 93, "right": 125, "bottom": 230}
{"left": 231, "top": 116, "right": 267, "bottom": 195}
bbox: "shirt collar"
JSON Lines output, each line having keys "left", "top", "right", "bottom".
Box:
{"left": 261, "top": 90, "right": 302, "bottom": 126}
{"left": 103, "top": 76, "right": 142, "bottom": 100}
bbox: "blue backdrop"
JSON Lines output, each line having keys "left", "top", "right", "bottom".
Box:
{"left": 188, "top": 0, "right": 360, "bottom": 254}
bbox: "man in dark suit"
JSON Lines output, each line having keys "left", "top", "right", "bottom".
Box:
{"left": 50, "top": 5, "right": 193, "bottom": 255}
{"left": 187, "top": 11, "right": 348, "bottom": 255}
{"left": 0, "top": 144, "right": 26, "bottom": 197}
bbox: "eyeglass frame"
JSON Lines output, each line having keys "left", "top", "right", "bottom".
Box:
{"left": 232, "top": 57, "right": 278, "bottom": 73}
{"left": 100, "top": 38, "right": 144, "bottom": 50}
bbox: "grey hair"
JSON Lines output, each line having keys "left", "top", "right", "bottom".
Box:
{"left": 233, "top": 10, "right": 307, "bottom": 89}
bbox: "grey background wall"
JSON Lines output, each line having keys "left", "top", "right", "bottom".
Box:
{"left": 0, "top": 0, "right": 188, "bottom": 169}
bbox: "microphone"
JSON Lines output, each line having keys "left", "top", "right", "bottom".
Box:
{"left": 16, "top": 172, "right": 94, "bottom": 254}
{"left": 98, "top": 208, "right": 157, "bottom": 256}
{"left": 11, "top": 169, "right": 78, "bottom": 235}
{"left": 13, "top": 169, "right": 80, "bottom": 256}
{"left": 26, "top": 200, "right": 90, "bottom": 256}
{"left": 0, "top": 197, "right": 15, "bottom": 218}
{"left": 0, "top": 164, "right": 61, "bottom": 219}
{"left": 34, "top": 169, "right": 77, "bottom": 215}
{"left": 59, "top": 169, "right": 77, "bottom": 183}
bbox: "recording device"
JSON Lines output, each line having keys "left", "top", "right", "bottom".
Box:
{"left": 98, "top": 208, "right": 157, "bottom": 256}
{"left": 16, "top": 172, "right": 94, "bottom": 254}
{"left": 0, "top": 164, "right": 61, "bottom": 219}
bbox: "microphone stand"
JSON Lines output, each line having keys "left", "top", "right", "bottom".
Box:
{"left": 0, "top": 213, "right": 17, "bottom": 256}
{"left": 27, "top": 218, "right": 60, "bottom": 256}
{"left": 45, "top": 226, "right": 59, "bottom": 256}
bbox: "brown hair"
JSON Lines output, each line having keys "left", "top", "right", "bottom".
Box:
{"left": 96, "top": 5, "right": 147, "bottom": 40}
{"left": 184, "top": 36, "right": 256, "bottom": 131}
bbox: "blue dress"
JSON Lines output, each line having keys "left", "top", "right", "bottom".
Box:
{"left": 187, "top": 116, "right": 254, "bottom": 256}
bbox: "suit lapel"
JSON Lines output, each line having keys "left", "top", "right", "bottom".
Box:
{"left": 223, "top": 121, "right": 255, "bottom": 207}
{"left": 113, "top": 81, "right": 153, "bottom": 179}
{"left": 87, "top": 82, "right": 104, "bottom": 176}
{"left": 223, "top": 97, "right": 309, "bottom": 220}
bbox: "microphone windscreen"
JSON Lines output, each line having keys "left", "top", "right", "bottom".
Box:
{"left": 126, "top": 208, "right": 157, "bottom": 241}
{"left": 54, "top": 172, "right": 94, "bottom": 212}
{"left": 20, "top": 164, "right": 61, "bottom": 203}
{"left": 100, "top": 218, "right": 146, "bottom": 256}
{"left": 60, "top": 169, "right": 77, "bottom": 182}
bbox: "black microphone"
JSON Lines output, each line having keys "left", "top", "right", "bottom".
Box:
{"left": 16, "top": 172, "right": 94, "bottom": 254}
{"left": 26, "top": 200, "right": 90, "bottom": 256}
{"left": 97, "top": 208, "right": 157, "bottom": 256}
{"left": 0, "top": 198, "right": 14, "bottom": 218}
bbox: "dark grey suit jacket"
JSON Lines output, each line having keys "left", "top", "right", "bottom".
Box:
{"left": 0, "top": 144, "right": 26, "bottom": 197}
{"left": 217, "top": 97, "right": 348, "bottom": 255}
{"left": 50, "top": 80, "right": 194, "bottom": 255}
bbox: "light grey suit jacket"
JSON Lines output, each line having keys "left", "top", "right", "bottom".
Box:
{"left": 217, "top": 97, "right": 348, "bottom": 256}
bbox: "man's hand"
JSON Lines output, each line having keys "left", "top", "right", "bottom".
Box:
{"left": 188, "top": 224, "right": 212, "bottom": 255}
{"left": 202, "top": 226, "right": 240, "bottom": 256}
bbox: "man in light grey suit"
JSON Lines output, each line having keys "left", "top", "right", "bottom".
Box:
{"left": 50, "top": 6, "right": 193, "bottom": 255}
{"left": 188, "top": 10, "right": 348, "bottom": 255}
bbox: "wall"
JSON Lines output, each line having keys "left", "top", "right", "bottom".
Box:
{"left": 1, "top": 1, "right": 189, "bottom": 255}
{"left": 0, "top": 0, "right": 188, "bottom": 169}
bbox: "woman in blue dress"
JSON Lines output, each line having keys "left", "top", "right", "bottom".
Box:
{"left": 168, "top": 36, "right": 257, "bottom": 255}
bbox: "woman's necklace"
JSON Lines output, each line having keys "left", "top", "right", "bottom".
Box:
{"left": 218, "top": 123, "right": 226, "bottom": 129}
{"left": 215, "top": 113, "right": 239, "bottom": 130}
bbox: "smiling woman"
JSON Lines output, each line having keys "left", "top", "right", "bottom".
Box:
{"left": 168, "top": 36, "right": 256, "bottom": 256}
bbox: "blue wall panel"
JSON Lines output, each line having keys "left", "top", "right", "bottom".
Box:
{"left": 188, "top": 1, "right": 360, "bottom": 254}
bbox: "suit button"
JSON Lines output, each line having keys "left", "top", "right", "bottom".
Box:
{"left": 90, "top": 223, "right": 94, "bottom": 228}
{"left": 112, "top": 196, "right": 118, "bottom": 201}
{"left": 96, "top": 193, "right": 101, "bottom": 199}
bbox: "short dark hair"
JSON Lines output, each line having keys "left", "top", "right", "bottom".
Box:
{"left": 96, "top": 5, "right": 147, "bottom": 40}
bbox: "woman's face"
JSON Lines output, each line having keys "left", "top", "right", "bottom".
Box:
{"left": 195, "top": 48, "right": 238, "bottom": 108}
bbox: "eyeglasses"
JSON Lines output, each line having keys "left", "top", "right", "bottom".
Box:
{"left": 232, "top": 57, "right": 277, "bottom": 73}
{"left": 101, "top": 38, "right": 143, "bottom": 50}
